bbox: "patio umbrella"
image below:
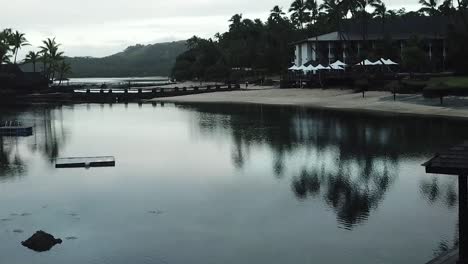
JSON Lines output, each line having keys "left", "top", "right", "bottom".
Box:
{"left": 305, "top": 65, "right": 315, "bottom": 72}
{"left": 297, "top": 65, "right": 308, "bottom": 73}
{"left": 355, "top": 59, "right": 375, "bottom": 66}
{"left": 331, "top": 60, "right": 347, "bottom": 67}
{"left": 315, "top": 64, "right": 328, "bottom": 70}
{"left": 383, "top": 59, "right": 398, "bottom": 65}
{"left": 329, "top": 64, "right": 345, "bottom": 70}
{"left": 288, "top": 65, "right": 299, "bottom": 71}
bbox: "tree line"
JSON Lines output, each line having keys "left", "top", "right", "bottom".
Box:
{"left": 0, "top": 29, "right": 71, "bottom": 85}
{"left": 172, "top": 0, "right": 468, "bottom": 81}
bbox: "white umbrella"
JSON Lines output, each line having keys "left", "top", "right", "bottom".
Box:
{"left": 355, "top": 59, "right": 375, "bottom": 66}
{"left": 331, "top": 60, "right": 347, "bottom": 67}
{"left": 329, "top": 64, "right": 345, "bottom": 70}
{"left": 297, "top": 65, "right": 308, "bottom": 73}
{"left": 315, "top": 64, "right": 328, "bottom": 70}
{"left": 372, "top": 60, "right": 384, "bottom": 65}
{"left": 288, "top": 65, "right": 299, "bottom": 71}
{"left": 383, "top": 59, "right": 398, "bottom": 65}
{"left": 305, "top": 65, "right": 315, "bottom": 72}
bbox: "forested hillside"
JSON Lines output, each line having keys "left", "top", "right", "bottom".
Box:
{"left": 64, "top": 40, "right": 187, "bottom": 77}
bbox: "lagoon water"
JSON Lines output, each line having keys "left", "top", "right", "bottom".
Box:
{"left": 0, "top": 103, "right": 465, "bottom": 264}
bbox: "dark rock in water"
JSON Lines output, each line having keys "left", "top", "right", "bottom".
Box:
{"left": 21, "top": 231, "right": 62, "bottom": 252}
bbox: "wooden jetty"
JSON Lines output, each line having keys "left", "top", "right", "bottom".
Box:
{"left": 0, "top": 121, "right": 33, "bottom": 136}
{"left": 16, "top": 83, "right": 242, "bottom": 104}
{"left": 55, "top": 156, "right": 115, "bottom": 168}
{"left": 424, "top": 142, "right": 468, "bottom": 264}
{"left": 426, "top": 249, "right": 458, "bottom": 264}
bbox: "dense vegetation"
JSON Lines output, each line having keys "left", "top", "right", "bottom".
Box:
{"left": 1, "top": 29, "right": 71, "bottom": 85}
{"left": 172, "top": 0, "right": 468, "bottom": 81}
{"left": 61, "top": 41, "right": 187, "bottom": 77}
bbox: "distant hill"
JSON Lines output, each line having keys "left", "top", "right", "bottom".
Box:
{"left": 64, "top": 40, "right": 187, "bottom": 78}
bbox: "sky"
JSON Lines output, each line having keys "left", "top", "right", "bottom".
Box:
{"left": 1, "top": 0, "right": 420, "bottom": 59}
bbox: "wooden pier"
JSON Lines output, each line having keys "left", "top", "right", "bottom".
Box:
{"left": 15, "top": 84, "right": 242, "bottom": 104}
{"left": 424, "top": 142, "right": 468, "bottom": 264}
{"left": 0, "top": 121, "right": 33, "bottom": 136}
{"left": 426, "top": 249, "right": 458, "bottom": 264}
{"left": 55, "top": 156, "right": 115, "bottom": 168}
{"left": 72, "top": 84, "right": 241, "bottom": 103}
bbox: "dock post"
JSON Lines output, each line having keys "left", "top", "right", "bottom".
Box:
{"left": 174, "top": 87, "right": 179, "bottom": 92}
{"left": 194, "top": 86, "right": 198, "bottom": 91}
{"left": 100, "top": 89, "right": 104, "bottom": 94}
{"left": 138, "top": 88, "right": 142, "bottom": 94}
{"left": 460, "top": 175, "right": 467, "bottom": 264}
{"left": 152, "top": 88, "right": 157, "bottom": 95}
{"left": 206, "top": 85, "right": 211, "bottom": 91}
{"left": 108, "top": 89, "right": 113, "bottom": 94}
{"left": 227, "top": 84, "right": 231, "bottom": 90}
{"left": 86, "top": 89, "right": 90, "bottom": 94}
{"left": 216, "top": 85, "right": 220, "bottom": 90}
{"left": 182, "top": 87, "right": 187, "bottom": 92}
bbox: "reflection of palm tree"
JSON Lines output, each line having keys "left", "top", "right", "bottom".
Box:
{"left": 292, "top": 158, "right": 395, "bottom": 230}
{"left": 0, "top": 137, "right": 27, "bottom": 180}
{"left": 420, "top": 177, "right": 458, "bottom": 208}
{"left": 186, "top": 103, "right": 468, "bottom": 229}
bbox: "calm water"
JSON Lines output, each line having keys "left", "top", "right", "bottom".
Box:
{"left": 0, "top": 103, "right": 465, "bottom": 264}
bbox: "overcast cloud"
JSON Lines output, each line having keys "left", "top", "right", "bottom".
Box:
{"left": 1, "top": 0, "right": 420, "bottom": 58}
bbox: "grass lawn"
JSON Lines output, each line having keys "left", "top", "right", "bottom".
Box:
{"left": 428, "top": 76, "right": 468, "bottom": 89}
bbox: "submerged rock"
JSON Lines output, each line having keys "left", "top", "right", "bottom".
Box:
{"left": 21, "top": 231, "right": 62, "bottom": 252}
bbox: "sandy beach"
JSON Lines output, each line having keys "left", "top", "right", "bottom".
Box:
{"left": 148, "top": 86, "right": 468, "bottom": 120}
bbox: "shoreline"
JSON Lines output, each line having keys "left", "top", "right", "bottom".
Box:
{"left": 147, "top": 87, "right": 468, "bottom": 121}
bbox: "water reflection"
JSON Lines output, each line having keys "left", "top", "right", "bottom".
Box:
{"left": 0, "top": 106, "right": 68, "bottom": 181}
{"left": 180, "top": 103, "right": 468, "bottom": 229}
{"left": 292, "top": 161, "right": 394, "bottom": 230}
{"left": 420, "top": 177, "right": 458, "bottom": 208}
{"left": 0, "top": 137, "right": 26, "bottom": 180}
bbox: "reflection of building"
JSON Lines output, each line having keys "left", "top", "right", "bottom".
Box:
{"left": 293, "top": 16, "right": 455, "bottom": 69}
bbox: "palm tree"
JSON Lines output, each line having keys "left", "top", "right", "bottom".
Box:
{"left": 0, "top": 29, "right": 12, "bottom": 64}
{"left": 458, "top": 0, "right": 468, "bottom": 8}
{"left": 24, "top": 51, "right": 40, "bottom": 72}
{"left": 419, "top": 0, "right": 441, "bottom": 16}
{"left": 320, "top": 0, "right": 346, "bottom": 38}
{"left": 289, "top": 0, "right": 310, "bottom": 29}
{"left": 0, "top": 42, "right": 10, "bottom": 64}
{"left": 57, "top": 60, "right": 72, "bottom": 86}
{"left": 372, "top": 1, "right": 387, "bottom": 37}
{"left": 40, "top": 38, "right": 63, "bottom": 80}
{"left": 439, "top": 0, "right": 455, "bottom": 15}
{"left": 269, "top": 6, "right": 286, "bottom": 24}
{"left": 305, "top": 0, "right": 319, "bottom": 25}
{"left": 229, "top": 14, "right": 243, "bottom": 31}
{"left": 11, "top": 31, "right": 29, "bottom": 64}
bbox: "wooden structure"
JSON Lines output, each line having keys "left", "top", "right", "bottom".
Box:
{"left": 424, "top": 142, "right": 468, "bottom": 264}
{"left": 0, "top": 121, "right": 33, "bottom": 136}
{"left": 55, "top": 156, "right": 115, "bottom": 168}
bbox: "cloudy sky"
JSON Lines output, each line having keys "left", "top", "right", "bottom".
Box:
{"left": 2, "top": 0, "right": 419, "bottom": 58}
